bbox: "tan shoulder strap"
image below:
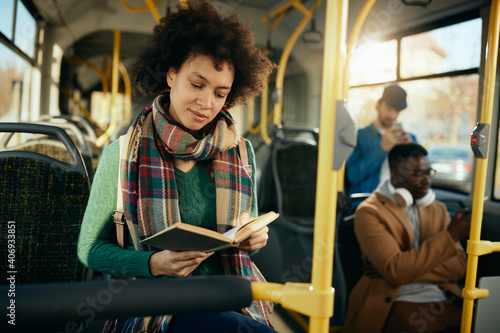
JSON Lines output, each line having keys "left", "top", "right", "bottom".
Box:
{"left": 238, "top": 136, "right": 252, "bottom": 177}
{"left": 113, "top": 135, "right": 126, "bottom": 248}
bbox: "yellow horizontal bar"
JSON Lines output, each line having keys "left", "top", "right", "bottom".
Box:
{"left": 493, "top": 242, "right": 500, "bottom": 252}
{"left": 467, "top": 240, "right": 495, "bottom": 256}
{"left": 462, "top": 288, "right": 489, "bottom": 300}
{"left": 252, "top": 282, "right": 334, "bottom": 318}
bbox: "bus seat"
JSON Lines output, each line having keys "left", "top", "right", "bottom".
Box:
{"left": 474, "top": 276, "right": 500, "bottom": 332}
{"left": 265, "top": 127, "right": 347, "bottom": 327}
{"left": 434, "top": 194, "right": 468, "bottom": 216}
{"left": 17, "top": 140, "right": 74, "bottom": 163}
{"left": 337, "top": 193, "right": 370, "bottom": 308}
{"left": 0, "top": 123, "right": 90, "bottom": 285}
{"left": 250, "top": 223, "right": 283, "bottom": 284}
{"left": 256, "top": 142, "right": 278, "bottom": 214}
{"left": 32, "top": 118, "right": 99, "bottom": 181}
{"left": 272, "top": 135, "right": 318, "bottom": 234}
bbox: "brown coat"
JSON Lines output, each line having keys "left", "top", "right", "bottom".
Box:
{"left": 342, "top": 193, "right": 466, "bottom": 333}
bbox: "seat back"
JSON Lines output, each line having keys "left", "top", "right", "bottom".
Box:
{"left": 272, "top": 128, "right": 319, "bottom": 232}
{"left": 337, "top": 193, "right": 370, "bottom": 306}
{"left": 474, "top": 276, "right": 500, "bottom": 332}
{"left": 0, "top": 123, "right": 90, "bottom": 284}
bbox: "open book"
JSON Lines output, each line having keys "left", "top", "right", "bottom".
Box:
{"left": 140, "top": 211, "right": 279, "bottom": 252}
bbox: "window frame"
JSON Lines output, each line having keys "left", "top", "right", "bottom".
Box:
{"left": 349, "top": 10, "right": 481, "bottom": 90}
{"left": 0, "top": 0, "right": 41, "bottom": 66}
{"left": 348, "top": 11, "right": 484, "bottom": 196}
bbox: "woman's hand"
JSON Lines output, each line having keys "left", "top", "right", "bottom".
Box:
{"left": 237, "top": 212, "right": 269, "bottom": 251}
{"left": 149, "top": 250, "right": 214, "bottom": 277}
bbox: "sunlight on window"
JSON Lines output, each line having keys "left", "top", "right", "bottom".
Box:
{"left": 401, "top": 18, "right": 482, "bottom": 78}
{"left": 349, "top": 40, "right": 397, "bottom": 86}
{"left": 0, "top": 43, "right": 31, "bottom": 122}
{"left": 15, "top": 0, "right": 36, "bottom": 58}
{"left": 0, "top": 0, "right": 14, "bottom": 40}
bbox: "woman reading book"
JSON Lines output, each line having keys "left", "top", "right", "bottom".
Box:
{"left": 77, "top": 0, "right": 276, "bottom": 331}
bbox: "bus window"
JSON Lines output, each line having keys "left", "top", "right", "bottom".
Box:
{"left": 401, "top": 18, "right": 482, "bottom": 78}
{"left": 14, "top": 0, "right": 36, "bottom": 58}
{"left": 0, "top": 44, "right": 32, "bottom": 122}
{"left": 0, "top": 0, "right": 36, "bottom": 123}
{"left": 0, "top": 0, "right": 15, "bottom": 39}
{"left": 349, "top": 39, "right": 397, "bottom": 86}
{"left": 348, "top": 16, "right": 481, "bottom": 194}
{"left": 0, "top": 44, "right": 31, "bottom": 121}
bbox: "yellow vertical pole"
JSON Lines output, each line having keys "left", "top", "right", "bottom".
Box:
{"left": 338, "top": 0, "right": 377, "bottom": 193}
{"left": 268, "top": 0, "right": 322, "bottom": 127}
{"left": 260, "top": 77, "right": 272, "bottom": 145}
{"left": 119, "top": 62, "right": 132, "bottom": 121}
{"left": 96, "top": 30, "right": 121, "bottom": 147}
{"left": 461, "top": 0, "right": 500, "bottom": 331}
{"left": 309, "top": 0, "right": 348, "bottom": 332}
{"left": 343, "top": 0, "right": 376, "bottom": 98}
{"left": 260, "top": 45, "right": 272, "bottom": 145}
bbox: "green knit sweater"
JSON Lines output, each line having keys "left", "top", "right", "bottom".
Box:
{"left": 77, "top": 138, "right": 258, "bottom": 278}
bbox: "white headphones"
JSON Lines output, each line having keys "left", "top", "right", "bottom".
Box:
{"left": 387, "top": 182, "right": 435, "bottom": 208}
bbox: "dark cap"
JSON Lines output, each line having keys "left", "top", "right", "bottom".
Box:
{"left": 382, "top": 85, "right": 407, "bottom": 110}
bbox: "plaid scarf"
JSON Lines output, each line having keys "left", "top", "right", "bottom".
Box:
{"left": 119, "top": 93, "right": 272, "bottom": 326}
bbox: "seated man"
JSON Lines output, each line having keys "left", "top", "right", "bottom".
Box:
{"left": 343, "top": 143, "right": 470, "bottom": 333}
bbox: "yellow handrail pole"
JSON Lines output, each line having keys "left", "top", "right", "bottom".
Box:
{"left": 121, "top": 0, "right": 159, "bottom": 12}
{"left": 119, "top": 61, "right": 132, "bottom": 121}
{"left": 246, "top": 97, "right": 274, "bottom": 134}
{"left": 96, "top": 30, "right": 121, "bottom": 147}
{"left": 343, "top": 0, "right": 376, "bottom": 99}
{"left": 144, "top": 0, "right": 161, "bottom": 23}
{"left": 60, "top": 88, "right": 93, "bottom": 121}
{"left": 121, "top": 0, "right": 161, "bottom": 23}
{"left": 310, "top": 0, "right": 348, "bottom": 331}
{"left": 461, "top": 0, "right": 500, "bottom": 332}
{"left": 67, "top": 58, "right": 109, "bottom": 94}
{"left": 260, "top": 44, "right": 272, "bottom": 144}
{"left": 122, "top": 0, "right": 161, "bottom": 23}
{"left": 338, "top": 0, "right": 377, "bottom": 193}
{"left": 67, "top": 58, "right": 109, "bottom": 126}
{"left": 245, "top": 98, "right": 259, "bottom": 134}
{"left": 262, "top": 0, "right": 322, "bottom": 127}
{"left": 252, "top": 3, "right": 345, "bottom": 330}
{"left": 260, "top": 76, "right": 272, "bottom": 144}
{"left": 246, "top": 44, "right": 275, "bottom": 137}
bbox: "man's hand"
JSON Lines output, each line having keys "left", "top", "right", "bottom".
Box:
{"left": 381, "top": 125, "right": 403, "bottom": 151}
{"left": 447, "top": 208, "right": 471, "bottom": 242}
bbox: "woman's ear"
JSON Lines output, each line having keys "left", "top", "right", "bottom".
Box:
{"left": 166, "top": 67, "right": 176, "bottom": 87}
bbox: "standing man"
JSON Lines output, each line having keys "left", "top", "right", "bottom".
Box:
{"left": 345, "top": 84, "right": 416, "bottom": 208}
{"left": 343, "top": 143, "right": 470, "bottom": 333}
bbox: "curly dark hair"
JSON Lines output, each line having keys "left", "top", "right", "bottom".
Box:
{"left": 131, "top": 0, "right": 276, "bottom": 108}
